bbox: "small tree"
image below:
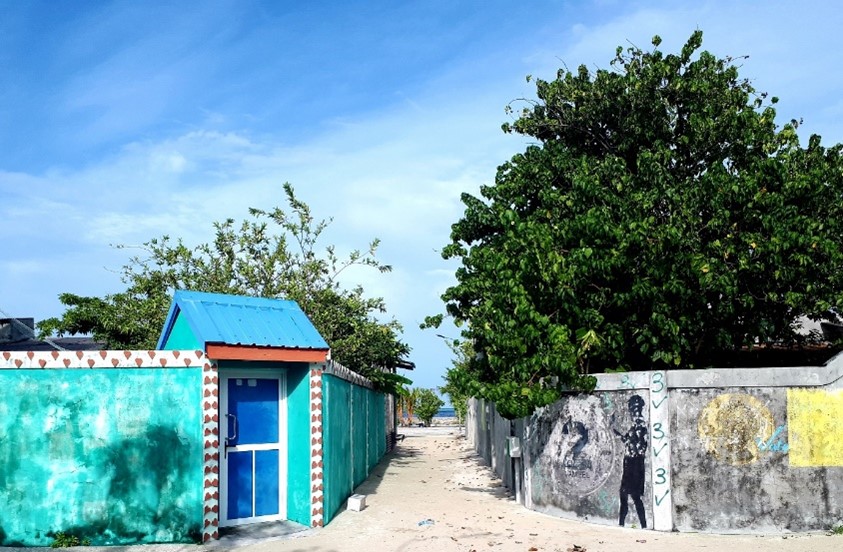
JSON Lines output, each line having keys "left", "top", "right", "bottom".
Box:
{"left": 40, "top": 183, "right": 412, "bottom": 391}
{"left": 398, "top": 387, "right": 420, "bottom": 426}
{"left": 414, "top": 388, "right": 444, "bottom": 427}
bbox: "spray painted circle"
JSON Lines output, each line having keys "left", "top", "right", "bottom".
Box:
{"left": 547, "top": 398, "right": 616, "bottom": 497}
{"left": 697, "top": 393, "right": 774, "bottom": 466}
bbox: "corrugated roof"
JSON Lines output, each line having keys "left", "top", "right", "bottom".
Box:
{"left": 157, "top": 290, "right": 329, "bottom": 351}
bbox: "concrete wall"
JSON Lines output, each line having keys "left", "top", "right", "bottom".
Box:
{"left": 284, "top": 362, "right": 314, "bottom": 526}
{"left": 466, "top": 354, "right": 843, "bottom": 534}
{"left": 0, "top": 353, "right": 205, "bottom": 547}
{"left": 466, "top": 399, "right": 524, "bottom": 498}
{"left": 321, "top": 362, "right": 387, "bottom": 523}
{"left": 524, "top": 387, "right": 655, "bottom": 528}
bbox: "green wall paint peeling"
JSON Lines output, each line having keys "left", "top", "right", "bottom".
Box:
{"left": 0, "top": 368, "right": 203, "bottom": 546}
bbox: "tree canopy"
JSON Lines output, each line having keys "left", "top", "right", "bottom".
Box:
{"left": 438, "top": 31, "right": 843, "bottom": 418}
{"left": 40, "top": 183, "right": 411, "bottom": 389}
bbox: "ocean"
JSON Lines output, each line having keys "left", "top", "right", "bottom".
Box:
{"left": 434, "top": 407, "right": 456, "bottom": 418}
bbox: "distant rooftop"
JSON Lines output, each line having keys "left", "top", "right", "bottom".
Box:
{"left": 0, "top": 318, "right": 104, "bottom": 352}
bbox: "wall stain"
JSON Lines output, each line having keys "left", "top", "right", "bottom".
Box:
{"left": 697, "top": 394, "right": 774, "bottom": 466}
{"left": 0, "top": 369, "right": 202, "bottom": 546}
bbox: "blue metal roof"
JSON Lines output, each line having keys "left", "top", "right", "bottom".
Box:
{"left": 156, "top": 290, "right": 329, "bottom": 351}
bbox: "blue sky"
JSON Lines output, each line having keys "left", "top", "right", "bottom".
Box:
{"left": 2, "top": 0, "right": 843, "bottom": 394}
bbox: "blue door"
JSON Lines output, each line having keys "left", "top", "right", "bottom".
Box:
{"left": 221, "top": 372, "right": 286, "bottom": 526}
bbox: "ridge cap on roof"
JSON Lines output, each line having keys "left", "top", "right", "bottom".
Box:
{"left": 174, "top": 289, "right": 298, "bottom": 308}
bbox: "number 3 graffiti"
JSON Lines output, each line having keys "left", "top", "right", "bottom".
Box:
{"left": 650, "top": 371, "right": 672, "bottom": 525}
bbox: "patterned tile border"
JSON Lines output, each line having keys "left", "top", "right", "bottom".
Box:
{"left": 0, "top": 349, "right": 206, "bottom": 369}
{"left": 310, "top": 364, "right": 325, "bottom": 527}
{"left": 201, "top": 359, "right": 220, "bottom": 542}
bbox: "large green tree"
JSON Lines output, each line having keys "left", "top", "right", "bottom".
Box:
{"left": 40, "top": 184, "right": 411, "bottom": 387}
{"left": 439, "top": 31, "right": 843, "bottom": 418}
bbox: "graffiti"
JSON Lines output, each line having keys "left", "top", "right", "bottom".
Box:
{"left": 562, "top": 420, "right": 592, "bottom": 472}
{"left": 601, "top": 393, "right": 614, "bottom": 412}
{"left": 648, "top": 370, "right": 671, "bottom": 531}
{"left": 542, "top": 396, "right": 616, "bottom": 498}
{"left": 528, "top": 391, "right": 658, "bottom": 526}
{"left": 788, "top": 389, "right": 843, "bottom": 467}
{"left": 698, "top": 393, "right": 775, "bottom": 466}
{"left": 756, "top": 425, "right": 789, "bottom": 453}
{"left": 612, "top": 394, "right": 648, "bottom": 529}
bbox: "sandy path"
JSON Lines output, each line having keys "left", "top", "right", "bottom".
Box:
{"left": 243, "top": 428, "right": 841, "bottom": 552}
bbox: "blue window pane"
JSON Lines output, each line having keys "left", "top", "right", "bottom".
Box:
{"left": 227, "top": 451, "right": 253, "bottom": 520}
{"left": 228, "top": 378, "right": 279, "bottom": 445}
{"left": 255, "top": 450, "right": 280, "bottom": 516}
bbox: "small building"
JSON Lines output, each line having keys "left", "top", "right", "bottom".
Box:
{"left": 157, "top": 290, "right": 331, "bottom": 531}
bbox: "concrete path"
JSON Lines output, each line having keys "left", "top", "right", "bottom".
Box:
{"left": 5, "top": 429, "right": 841, "bottom": 551}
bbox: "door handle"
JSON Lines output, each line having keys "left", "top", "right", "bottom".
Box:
{"left": 225, "top": 413, "right": 238, "bottom": 457}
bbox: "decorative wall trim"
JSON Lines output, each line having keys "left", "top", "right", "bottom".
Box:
{"left": 309, "top": 364, "right": 325, "bottom": 527}
{"left": 201, "top": 360, "right": 220, "bottom": 542}
{"left": 206, "top": 344, "right": 329, "bottom": 363}
{"left": 0, "top": 349, "right": 206, "bottom": 369}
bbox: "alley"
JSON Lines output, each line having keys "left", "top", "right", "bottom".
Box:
{"left": 241, "top": 428, "right": 841, "bottom": 552}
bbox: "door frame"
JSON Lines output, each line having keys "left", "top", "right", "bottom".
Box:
{"left": 219, "top": 368, "right": 288, "bottom": 527}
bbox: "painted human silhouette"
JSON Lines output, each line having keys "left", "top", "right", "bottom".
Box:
{"left": 612, "top": 395, "right": 648, "bottom": 528}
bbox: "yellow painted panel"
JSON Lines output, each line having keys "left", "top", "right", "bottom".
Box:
{"left": 788, "top": 389, "right": 843, "bottom": 467}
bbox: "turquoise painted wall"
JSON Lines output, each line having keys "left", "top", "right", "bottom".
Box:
{"left": 323, "top": 376, "right": 352, "bottom": 522}
{"left": 0, "top": 368, "right": 203, "bottom": 547}
{"left": 215, "top": 360, "right": 311, "bottom": 526}
{"left": 285, "top": 363, "right": 311, "bottom": 526}
{"left": 352, "top": 385, "right": 368, "bottom": 487}
{"left": 160, "top": 313, "right": 202, "bottom": 350}
{"left": 322, "top": 375, "right": 387, "bottom": 523}
{"left": 368, "top": 392, "right": 386, "bottom": 472}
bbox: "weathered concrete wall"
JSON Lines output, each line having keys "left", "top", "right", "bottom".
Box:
{"left": 465, "top": 399, "right": 524, "bottom": 497}
{"left": 466, "top": 355, "right": 843, "bottom": 534}
{"left": 0, "top": 363, "right": 203, "bottom": 546}
{"left": 524, "top": 388, "right": 654, "bottom": 528}
{"left": 671, "top": 385, "right": 843, "bottom": 532}
{"left": 489, "top": 402, "right": 515, "bottom": 492}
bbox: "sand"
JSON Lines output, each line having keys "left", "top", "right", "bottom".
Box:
{"left": 242, "top": 428, "right": 842, "bottom": 552}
